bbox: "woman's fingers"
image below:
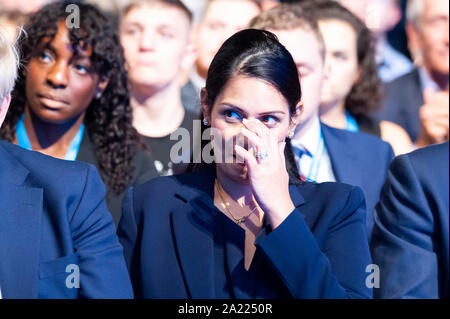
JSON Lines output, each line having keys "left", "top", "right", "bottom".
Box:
{"left": 235, "top": 144, "right": 257, "bottom": 166}
{"left": 241, "top": 127, "right": 263, "bottom": 151}
{"left": 279, "top": 141, "right": 287, "bottom": 170}
{"left": 243, "top": 118, "right": 269, "bottom": 138}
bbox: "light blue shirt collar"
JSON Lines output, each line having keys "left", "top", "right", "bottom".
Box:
{"left": 16, "top": 113, "right": 85, "bottom": 161}
{"left": 418, "top": 66, "right": 441, "bottom": 93}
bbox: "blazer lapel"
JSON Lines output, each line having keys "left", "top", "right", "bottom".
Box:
{"left": 170, "top": 168, "right": 216, "bottom": 299}
{"left": 321, "top": 123, "right": 361, "bottom": 186}
{"left": 0, "top": 144, "right": 43, "bottom": 299}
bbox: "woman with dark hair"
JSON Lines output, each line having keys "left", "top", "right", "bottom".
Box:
{"left": 118, "top": 29, "right": 372, "bottom": 299}
{"left": 307, "top": 0, "right": 414, "bottom": 155}
{"left": 0, "top": 2, "right": 158, "bottom": 224}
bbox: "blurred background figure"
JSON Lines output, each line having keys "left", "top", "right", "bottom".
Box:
{"left": 0, "top": 2, "right": 158, "bottom": 225}
{"left": 371, "top": 142, "right": 449, "bottom": 299}
{"left": 337, "top": 0, "right": 413, "bottom": 83}
{"left": 0, "top": 0, "right": 54, "bottom": 14}
{"left": 120, "top": 0, "right": 199, "bottom": 176}
{"left": 184, "top": 0, "right": 261, "bottom": 113}
{"left": 378, "top": 0, "right": 449, "bottom": 148}
{"left": 0, "top": 10, "right": 28, "bottom": 42}
{"left": 307, "top": 0, "right": 414, "bottom": 155}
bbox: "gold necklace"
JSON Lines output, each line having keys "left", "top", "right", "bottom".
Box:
{"left": 214, "top": 180, "right": 257, "bottom": 225}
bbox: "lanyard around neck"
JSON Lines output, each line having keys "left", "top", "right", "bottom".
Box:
{"left": 16, "top": 113, "right": 85, "bottom": 161}
{"left": 345, "top": 111, "right": 359, "bottom": 132}
{"left": 306, "top": 129, "right": 325, "bottom": 182}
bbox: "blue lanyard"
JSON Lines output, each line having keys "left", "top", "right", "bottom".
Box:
{"left": 306, "top": 130, "right": 325, "bottom": 182}
{"left": 345, "top": 111, "right": 359, "bottom": 132}
{"left": 16, "top": 114, "right": 84, "bottom": 161}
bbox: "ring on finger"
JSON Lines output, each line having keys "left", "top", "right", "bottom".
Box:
{"left": 255, "top": 149, "right": 268, "bottom": 161}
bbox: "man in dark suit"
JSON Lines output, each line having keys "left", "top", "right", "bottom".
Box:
{"left": 371, "top": 142, "right": 449, "bottom": 298}
{"left": 0, "top": 28, "right": 133, "bottom": 299}
{"left": 250, "top": 4, "right": 394, "bottom": 235}
{"left": 378, "top": 0, "right": 449, "bottom": 147}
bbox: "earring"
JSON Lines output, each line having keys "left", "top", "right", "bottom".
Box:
{"left": 95, "top": 91, "right": 102, "bottom": 99}
{"left": 203, "top": 118, "right": 209, "bottom": 126}
{"left": 288, "top": 131, "right": 294, "bottom": 139}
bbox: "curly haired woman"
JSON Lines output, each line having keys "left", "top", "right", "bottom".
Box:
{"left": 0, "top": 2, "right": 158, "bottom": 224}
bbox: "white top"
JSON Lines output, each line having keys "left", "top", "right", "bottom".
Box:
{"left": 290, "top": 117, "right": 336, "bottom": 183}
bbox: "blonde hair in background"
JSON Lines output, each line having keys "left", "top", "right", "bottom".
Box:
{"left": 0, "top": 26, "right": 20, "bottom": 101}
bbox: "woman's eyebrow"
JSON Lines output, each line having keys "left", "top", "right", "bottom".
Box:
{"left": 220, "top": 103, "right": 248, "bottom": 117}
{"left": 258, "top": 111, "right": 286, "bottom": 116}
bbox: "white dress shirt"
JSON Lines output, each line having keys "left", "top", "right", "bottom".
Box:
{"left": 290, "top": 117, "right": 336, "bottom": 183}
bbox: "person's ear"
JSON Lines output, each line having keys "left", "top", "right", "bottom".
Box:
{"left": 288, "top": 101, "right": 303, "bottom": 137}
{"left": 181, "top": 30, "right": 198, "bottom": 71}
{"left": 95, "top": 76, "right": 109, "bottom": 99}
{"left": 200, "top": 88, "right": 211, "bottom": 124}
{"left": 406, "top": 22, "right": 423, "bottom": 65}
{"left": 0, "top": 94, "right": 11, "bottom": 128}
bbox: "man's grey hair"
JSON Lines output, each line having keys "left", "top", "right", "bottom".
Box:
{"left": 0, "top": 26, "right": 20, "bottom": 102}
{"left": 406, "top": 0, "right": 424, "bottom": 28}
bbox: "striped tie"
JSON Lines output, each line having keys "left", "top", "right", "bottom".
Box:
{"left": 292, "top": 144, "right": 310, "bottom": 182}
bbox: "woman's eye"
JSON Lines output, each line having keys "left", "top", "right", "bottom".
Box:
{"left": 74, "top": 64, "right": 89, "bottom": 74}
{"left": 125, "top": 28, "right": 139, "bottom": 36}
{"left": 333, "top": 52, "right": 347, "bottom": 61}
{"left": 224, "top": 110, "right": 242, "bottom": 121}
{"left": 38, "top": 52, "right": 52, "bottom": 62}
{"left": 261, "top": 115, "right": 279, "bottom": 125}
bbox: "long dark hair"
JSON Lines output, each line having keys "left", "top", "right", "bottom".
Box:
{"left": 188, "top": 29, "right": 302, "bottom": 185}
{"left": 0, "top": 2, "right": 141, "bottom": 194}
{"left": 303, "top": 0, "right": 382, "bottom": 115}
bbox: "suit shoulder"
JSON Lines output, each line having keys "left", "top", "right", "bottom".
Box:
{"left": 298, "top": 181, "right": 365, "bottom": 207}
{"left": 324, "top": 124, "right": 393, "bottom": 153}
{"left": 131, "top": 172, "right": 196, "bottom": 201}
{"left": 0, "top": 140, "right": 98, "bottom": 191}
{"left": 385, "top": 69, "right": 418, "bottom": 89}
{"left": 407, "top": 142, "right": 449, "bottom": 165}
{"left": 0, "top": 140, "right": 92, "bottom": 174}
{"left": 393, "top": 142, "right": 449, "bottom": 183}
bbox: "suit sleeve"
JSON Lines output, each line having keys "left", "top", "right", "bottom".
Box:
{"left": 70, "top": 165, "right": 134, "bottom": 299}
{"left": 117, "top": 187, "right": 143, "bottom": 297}
{"left": 370, "top": 154, "right": 439, "bottom": 298}
{"left": 255, "top": 186, "right": 372, "bottom": 299}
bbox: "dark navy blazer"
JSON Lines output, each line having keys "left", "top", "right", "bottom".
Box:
{"left": 118, "top": 166, "right": 373, "bottom": 299}
{"left": 321, "top": 123, "right": 394, "bottom": 235}
{"left": 377, "top": 68, "right": 424, "bottom": 142}
{"left": 0, "top": 140, "right": 133, "bottom": 299}
{"left": 371, "top": 142, "right": 449, "bottom": 298}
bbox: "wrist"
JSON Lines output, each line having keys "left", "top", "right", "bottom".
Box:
{"left": 265, "top": 198, "right": 295, "bottom": 229}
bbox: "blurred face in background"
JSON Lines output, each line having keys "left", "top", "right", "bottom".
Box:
{"left": 319, "top": 19, "right": 360, "bottom": 108}
{"left": 120, "top": 2, "right": 192, "bottom": 93}
{"left": 407, "top": 0, "right": 449, "bottom": 75}
{"left": 0, "top": 0, "right": 52, "bottom": 13}
{"left": 195, "top": 0, "right": 260, "bottom": 79}
{"left": 271, "top": 27, "right": 326, "bottom": 128}
{"left": 337, "top": 0, "right": 401, "bottom": 35}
